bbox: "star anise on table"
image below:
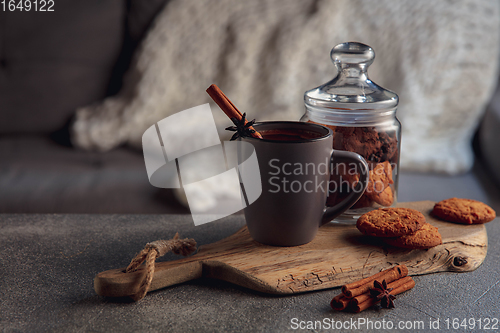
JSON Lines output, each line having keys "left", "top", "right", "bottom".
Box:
{"left": 225, "top": 113, "right": 256, "bottom": 140}
{"left": 370, "top": 279, "right": 396, "bottom": 309}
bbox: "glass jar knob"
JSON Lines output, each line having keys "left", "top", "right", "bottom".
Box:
{"left": 331, "top": 42, "right": 375, "bottom": 72}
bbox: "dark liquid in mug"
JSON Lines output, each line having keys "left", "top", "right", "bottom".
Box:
{"left": 260, "top": 129, "right": 323, "bottom": 142}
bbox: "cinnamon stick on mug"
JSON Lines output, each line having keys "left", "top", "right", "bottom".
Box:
{"left": 206, "top": 84, "right": 263, "bottom": 139}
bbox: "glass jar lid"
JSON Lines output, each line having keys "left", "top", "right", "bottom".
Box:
{"left": 305, "top": 42, "right": 398, "bottom": 112}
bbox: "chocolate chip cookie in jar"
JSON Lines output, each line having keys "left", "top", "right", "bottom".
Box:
{"left": 300, "top": 42, "right": 401, "bottom": 223}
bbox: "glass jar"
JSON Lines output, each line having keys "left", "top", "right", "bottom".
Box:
{"left": 300, "top": 42, "right": 401, "bottom": 223}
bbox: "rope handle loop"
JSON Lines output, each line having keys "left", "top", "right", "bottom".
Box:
{"left": 126, "top": 233, "right": 197, "bottom": 301}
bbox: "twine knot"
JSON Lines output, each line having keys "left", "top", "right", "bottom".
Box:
{"left": 125, "top": 233, "right": 197, "bottom": 301}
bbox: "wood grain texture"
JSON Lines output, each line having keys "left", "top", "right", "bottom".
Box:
{"left": 95, "top": 201, "right": 488, "bottom": 297}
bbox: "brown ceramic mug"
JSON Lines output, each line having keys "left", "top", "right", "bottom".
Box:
{"left": 241, "top": 121, "right": 368, "bottom": 246}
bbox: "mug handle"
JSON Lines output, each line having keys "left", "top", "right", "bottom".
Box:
{"left": 320, "top": 150, "right": 369, "bottom": 225}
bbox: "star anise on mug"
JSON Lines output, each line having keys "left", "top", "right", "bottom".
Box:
{"left": 370, "top": 279, "right": 396, "bottom": 309}
{"left": 225, "top": 113, "right": 256, "bottom": 140}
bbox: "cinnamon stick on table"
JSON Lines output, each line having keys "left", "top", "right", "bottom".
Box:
{"left": 330, "top": 265, "right": 415, "bottom": 313}
{"left": 206, "top": 84, "right": 263, "bottom": 139}
{"left": 330, "top": 294, "right": 350, "bottom": 311}
{"left": 351, "top": 276, "right": 415, "bottom": 313}
{"left": 342, "top": 264, "right": 408, "bottom": 298}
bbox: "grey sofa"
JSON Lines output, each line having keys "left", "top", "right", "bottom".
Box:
{"left": 0, "top": 1, "right": 499, "bottom": 214}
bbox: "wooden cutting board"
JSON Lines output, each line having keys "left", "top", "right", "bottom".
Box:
{"left": 95, "top": 201, "right": 488, "bottom": 297}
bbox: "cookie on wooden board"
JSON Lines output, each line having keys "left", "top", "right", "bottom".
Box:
{"left": 356, "top": 208, "right": 426, "bottom": 237}
{"left": 384, "top": 223, "right": 442, "bottom": 249}
{"left": 432, "top": 198, "right": 496, "bottom": 224}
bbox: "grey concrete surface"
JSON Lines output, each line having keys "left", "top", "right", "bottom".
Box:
{"left": 1, "top": 213, "right": 499, "bottom": 333}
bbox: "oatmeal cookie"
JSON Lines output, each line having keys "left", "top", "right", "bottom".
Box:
{"left": 366, "top": 161, "right": 393, "bottom": 198}
{"left": 333, "top": 126, "right": 398, "bottom": 164}
{"left": 338, "top": 161, "right": 393, "bottom": 192}
{"left": 371, "top": 186, "right": 394, "bottom": 206}
{"left": 432, "top": 198, "right": 496, "bottom": 224}
{"left": 344, "top": 161, "right": 394, "bottom": 208}
{"left": 356, "top": 208, "right": 426, "bottom": 237}
{"left": 384, "top": 223, "right": 442, "bottom": 249}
